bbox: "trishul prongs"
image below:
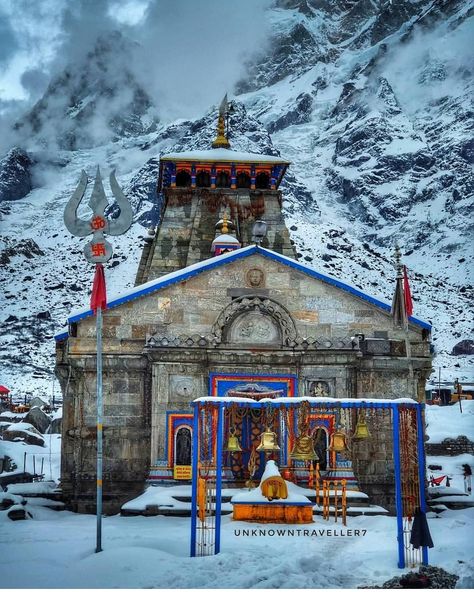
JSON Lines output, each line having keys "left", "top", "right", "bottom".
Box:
{"left": 64, "top": 167, "right": 133, "bottom": 263}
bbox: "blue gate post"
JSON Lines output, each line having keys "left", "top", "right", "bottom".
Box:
{"left": 416, "top": 403, "right": 429, "bottom": 566}
{"left": 214, "top": 401, "right": 225, "bottom": 554}
{"left": 392, "top": 404, "right": 405, "bottom": 568}
{"left": 190, "top": 403, "right": 200, "bottom": 557}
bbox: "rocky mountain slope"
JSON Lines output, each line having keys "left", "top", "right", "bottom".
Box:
{"left": 0, "top": 1, "right": 472, "bottom": 398}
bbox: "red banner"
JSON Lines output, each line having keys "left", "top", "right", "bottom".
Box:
{"left": 90, "top": 264, "right": 107, "bottom": 314}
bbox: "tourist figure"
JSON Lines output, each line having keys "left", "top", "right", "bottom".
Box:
{"left": 462, "top": 464, "right": 472, "bottom": 494}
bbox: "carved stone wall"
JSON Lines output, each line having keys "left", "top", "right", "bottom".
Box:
{"left": 57, "top": 251, "right": 431, "bottom": 514}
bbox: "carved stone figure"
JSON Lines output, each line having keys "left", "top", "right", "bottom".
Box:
{"left": 246, "top": 268, "right": 265, "bottom": 288}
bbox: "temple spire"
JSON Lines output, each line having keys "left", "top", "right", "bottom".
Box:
{"left": 212, "top": 94, "right": 231, "bottom": 149}
{"left": 391, "top": 244, "right": 407, "bottom": 327}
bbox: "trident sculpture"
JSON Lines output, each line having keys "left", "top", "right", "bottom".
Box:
{"left": 64, "top": 167, "right": 133, "bottom": 263}
{"left": 63, "top": 167, "right": 133, "bottom": 554}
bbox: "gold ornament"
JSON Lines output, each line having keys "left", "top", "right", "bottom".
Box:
{"left": 224, "top": 427, "right": 242, "bottom": 452}
{"left": 290, "top": 434, "right": 319, "bottom": 461}
{"left": 256, "top": 429, "right": 281, "bottom": 452}
{"left": 329, "top": 429, "right": 348, "bottom": 453}
{"left": 353, "top": 411, "right": 370, "bottom": 440}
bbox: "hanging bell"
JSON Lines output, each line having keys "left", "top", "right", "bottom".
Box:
{"left": 353, "top": 413, "right": 370, "bottom": 440}
{"left": 290, "top": 435, "right": 319, "bottom": 461}
{"left": 256, "top": 429, "right": 281, "bottom": 452}
{"left": 225, "top": 428, "right": 242, "bottom": 452}
{"left": 329, "top": 429, "right": 348, "bottom": 453}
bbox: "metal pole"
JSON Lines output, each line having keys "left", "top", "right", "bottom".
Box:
{"left": 416, "top": 404, "right": 429, "bottom": 566}
{"left": 214, "top": 403, "right": 224, "bottom": 554}
{"left": 392, "top": 405, "right": 405, "bottom": 568}
{"left": 96, "top": 306, "right": 103, "bottom": 553}
{"left": 190, "top": 404, "right": 199, "bottom": 557}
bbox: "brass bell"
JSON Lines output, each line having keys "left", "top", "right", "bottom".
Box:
{"left": 290, "top": 435, "right": 319, "bottom": 461}
{"left": 256, "top": 429, "right": 281, "bottom": 452}
{"left": 353, "top": 413, "right": 370, "bottom": 440}
{"left": 329, "top": 429, "right": 348, "bottom": 453}
{"left": 225, "top": 428, "right": 242, "bottom": 452}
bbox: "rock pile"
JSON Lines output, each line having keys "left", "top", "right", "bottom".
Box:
{"left": 361, "top": 565, "right": 459, "bottom": 589}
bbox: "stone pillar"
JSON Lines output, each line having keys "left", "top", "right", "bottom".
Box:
{"left": 250, "top": 164, "right": 256, "bottom": 190}
{"left": 170, "top": 162, "right": 176, "bottom": 187}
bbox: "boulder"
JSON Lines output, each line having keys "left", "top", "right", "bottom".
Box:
{"left": 451, "top": 339, "right": 474, "bottom": 355}
{"left": 25, "top": 406, "right": 51, "bottom": 434}
{"left": 29, "top": 396, "right": 48, "bottom": 409}
{"left": 49, "top": 416, "right": 62, "bottom": 434}
{"left": 3, "top": 423, "right": 45, "bottom": 447}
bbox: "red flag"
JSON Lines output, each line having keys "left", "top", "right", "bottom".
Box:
{"left": 403, "top": 265, "right": 413, "bottom": 317}
{"left": 90, "top": 264, "right": 107, "bottom": 314}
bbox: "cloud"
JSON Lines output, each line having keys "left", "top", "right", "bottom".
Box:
{"left": 0, "top": 0, "right": 273, "bottom": 151}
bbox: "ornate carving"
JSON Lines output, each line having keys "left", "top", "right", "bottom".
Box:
{"left": 211, "top": 296, "right": 298, "bottom": 346}
{"left": 229, "top": 311, "right": 280, "bottom": 344}
{"left": 170, "top": 376, "right": 196, "bottom": 398}
{"left": 307, "top": 380, "right": 330, "bottom": 397}
{"left": 246, "top": 268, "right": 265, "bottom": 288}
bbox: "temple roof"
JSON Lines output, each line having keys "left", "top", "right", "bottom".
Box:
{"left": 160, "top": 148, "right": 290, "bottom": 165}
{"left": 56, "top": 245, "right": 431, "bottom": 338}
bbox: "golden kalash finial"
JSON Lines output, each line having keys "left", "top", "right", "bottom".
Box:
{"left": 212, "top": 94, "right": 231, "bottom": 149}
{"left": 221, "top": 212, "right": 229, "bottom": 234}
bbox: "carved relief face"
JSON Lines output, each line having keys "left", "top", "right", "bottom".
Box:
{"left": 246, "top": 268, "right": 264, "bottom": 288}
{"left": 229, "top": 311, "right": 280, "bottom": 344}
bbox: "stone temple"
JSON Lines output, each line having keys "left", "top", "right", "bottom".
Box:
{"left": 55, "top": 105, "right": 432, "bottom": 514}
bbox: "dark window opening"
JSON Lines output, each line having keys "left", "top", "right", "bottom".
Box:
{"left": 216, "top": 170, "right": 230, "bottom": 188}
{"left": 175, "top": 427, "right": 192, "bottom": 465}
{"left": 176, "top": 170, "right": 191, "bottom": 187}
{"left": 312, "top": 428, "right": 328, "bottom": 471}
{"left": 237, "top": 172, "right": 251, "bottom": 188}
{"left": 196, "top": 170, "right": 211, "bottom": 187}
{"left": 255, "top": 172, "right": 270, "bottom": 189}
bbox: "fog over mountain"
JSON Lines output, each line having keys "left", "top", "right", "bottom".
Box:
{"left": 0, "top": 0, "right": 473, "bottom": 398}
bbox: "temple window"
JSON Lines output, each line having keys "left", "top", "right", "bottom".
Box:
{"left": 236, "top": 171, "right": 251, "bottom": 189}
{"left": 255, "top": 171, "right": 270, "bottom": 189}
{"left": 176, "top": 170, "right": 191, "bottom": 187}
{"left": 216, "top": 170, "right": 230, "bottom": 188}
{"left": 196, "top": 170, "right": 211, "bottom": 187}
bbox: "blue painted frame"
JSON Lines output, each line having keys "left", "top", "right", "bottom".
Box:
{"left": 190, "top": 397, "right": 428, "bottom": 568}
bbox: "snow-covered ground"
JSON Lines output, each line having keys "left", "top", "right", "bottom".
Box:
{"left": 0, "top": 508, "right": 473, "bottom": 589}
{"left": 425, "top": 400, "right": 474, "bottom": 444}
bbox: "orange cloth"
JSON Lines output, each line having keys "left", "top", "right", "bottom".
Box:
{"left": 261, "top": 476, "right": 288, "bottom": 501}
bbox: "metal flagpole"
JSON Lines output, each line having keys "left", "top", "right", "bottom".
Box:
{"left": 96, "top": 305, "right": 103, "bottom": 553}
{"left": 63, "top": 167, "right": 133, "bottom": 554}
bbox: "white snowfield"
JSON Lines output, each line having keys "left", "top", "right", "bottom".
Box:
{"left": 0, "top": 508, "right": 472, "bottom": 588}
{"left": 425, "top": 400, "right": 474, "bottom": 444}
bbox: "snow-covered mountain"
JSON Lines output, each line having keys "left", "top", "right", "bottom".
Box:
{"left": 0, "top": 1, "right": 473, "bottom": 398}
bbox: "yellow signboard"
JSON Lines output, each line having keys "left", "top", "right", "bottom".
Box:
{"left": 174, "top": 465, "right": 192, "bottom": 480}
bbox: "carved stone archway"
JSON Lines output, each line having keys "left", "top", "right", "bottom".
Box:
{"left": 211, "top": 296, "right": 298, "bottom": 346}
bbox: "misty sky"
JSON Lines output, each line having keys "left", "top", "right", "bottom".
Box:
{"left": 0, "top": 0, "right": 271, "bottom": 120}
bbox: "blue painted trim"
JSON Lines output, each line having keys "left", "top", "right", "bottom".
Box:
{"left": 214, "top": 403, "right": 224, "bottom": 554}
{"left": 392, "top": 404, "right": 405, "bottom": 569}
{"left": 209, "top": 372, "right": 298, "bottom": 397}
{"left": 54, "top": 331, "right": 69, "bottom": 342}
{"left": 66, "top": 245, "right": 431, "bottom": 330}
{"left": 416, "top": 404, "right": 429, "bottom": 566}
{"left": 192, "top": 399, "right": 419, "bottom": 409}
{"left": 190, "top": 405, "right": 199, "bottom": 557}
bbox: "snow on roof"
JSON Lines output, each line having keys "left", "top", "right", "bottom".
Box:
{"left": 60, "top": 245, "right": 431, "bottom": 333}
{"left": 212, "top": 234, "right": 241, "bottom": 245}
{"left": 193, "top": 396, "right": 420, "bottom": 406}
{"left": 160, "top": 148, "right": 290, "bottom": 165}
